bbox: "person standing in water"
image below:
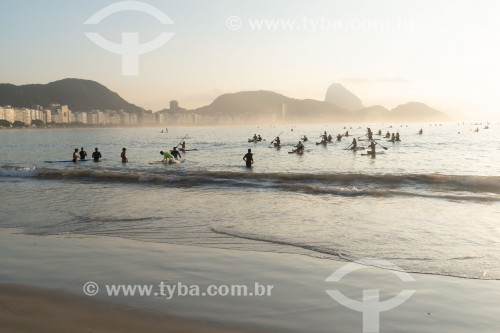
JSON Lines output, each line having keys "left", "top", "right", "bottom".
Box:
{"left": 170, "top": 147, "right": 182, "bottom": 159}
{"left": 92, "top": 148, "right": 102, "bottom": 162}
{"left": 243, "top": 149, "right": 253, "bottom": 168}
{"left": 72, "top": 148, "right": 79, "bottom": 163}
{"left": 121, "top": 148, "right": 128, "bottom": 163}
{"left": 79, "top": 147, "right": 87, "bottom": 160}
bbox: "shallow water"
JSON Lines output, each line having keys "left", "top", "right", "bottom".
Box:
{"left": 1, "top": 123, "right": 499, "bottom": 279}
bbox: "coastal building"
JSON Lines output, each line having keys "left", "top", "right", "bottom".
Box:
{"left": 0, "top": 106, "right": 15, "bottom": 123}
{"left": 75, "top": 112, "right": 88, "bottom": 124}
{"left": 49, "top": 104, "right": 71, "bottom": 124}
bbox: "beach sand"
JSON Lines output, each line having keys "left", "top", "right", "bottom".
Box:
{"left": 1, "top": 229, "right": 500, "bottom": 333}
{"left": 0, "top": 284, "right": 260, "bottom": 333}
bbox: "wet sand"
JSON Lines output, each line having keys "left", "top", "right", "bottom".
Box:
{"left": 1, "top": 229, "right": 500, "bottom": 333}
{"left": 0, "top": 284, "right": 262, "bottom": 333}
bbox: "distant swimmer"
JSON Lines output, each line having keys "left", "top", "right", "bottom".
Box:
{"left": 160, "top": 150, "right": 174, "bottom": 161}
{"left": 327, "top": 134, "right": 333, "bottom": 142}
{"left": 79, "top": 147, "right": 87, "bottom": 160}
{"left": 243, "top": 148, "right": 253, "bottom": 168}
{"left": 344, "top": 131, "right": 349, "bottom": 137}
{"left": 170, "top": 147, "right": 182, "bottom": 159}
{"left": 301, "top": 135, "right": 308, "bottom": 142}
{"left": 336, "top": 134, "right": 342, "bottom": 141}
{"left": 377, "top": 129, "right": 382, "bottom": 135}
{"left": 92, "top": 148, "right": 102, "bottom": 162}
{"left": 72, "top": 148, "right": 79, "bottom": 163}
{"left": 395, "top": 132, "right": 401, "bottom": 141}
{"left": 257, "top": 134, "right": 262, "bottom": 141}
{"left": 253, "top": 134, "right": 258, "bottom": 141}
{"left": 275, "top": 136, "right": 281, "bottom": 147}
{"left": 385, "top": 131, "right": 391, "bottom": 138}
{"left": 180, "top": 141, "right": 186, "bottom": 151}
{"left": 418, "top": 128, "right": 423, "bottom": 135}
{"left": 390, "top": 133, "right": 396, "bottom": 142}
{"left": 121, "top": 148, "right": 128, "bottom": 163}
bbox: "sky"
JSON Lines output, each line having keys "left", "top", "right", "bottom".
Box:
{"left": 1, "top": 0, "right": 500, "bottom": 119}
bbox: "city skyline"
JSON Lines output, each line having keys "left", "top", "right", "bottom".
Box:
{"left": 1, "top": 0, "right": 500, "bottom": 119}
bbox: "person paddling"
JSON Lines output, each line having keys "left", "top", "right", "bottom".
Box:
{"left": 179, "top": 141, "right": 186, "bottom": 152}
{"left": 274, "top": 136, "right": 281, "bottom": 147}
{"left": 348, "top": 138, "right": 357, "bottom": 150}
{"left": 293, "top": 141, "right": 304, "bottom": 153}
{"left": 369, "top": 141, "right": 376, "bottom": 156}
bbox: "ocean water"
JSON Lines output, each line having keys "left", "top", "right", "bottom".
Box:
{"left": 1, "top": 123, "right": 499, "bottom": 280}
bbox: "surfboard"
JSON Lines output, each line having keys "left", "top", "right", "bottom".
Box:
{"left": 44, "top": 159, "right": 91, "bottom": 163}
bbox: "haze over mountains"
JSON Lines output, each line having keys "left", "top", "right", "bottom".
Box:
{"left": 0, "top": 79, "right": 450, "bottom": 123}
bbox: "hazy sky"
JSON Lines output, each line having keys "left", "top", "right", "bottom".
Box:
{"left": 1, "top": 0, "right": 500, "bottom": 118}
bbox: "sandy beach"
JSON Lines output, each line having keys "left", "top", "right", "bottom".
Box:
{"left": 0, "top": 284, "right": 264, "bottom": 333}
{"left": 1, "top": 229, "right": 500, "bottom": 332}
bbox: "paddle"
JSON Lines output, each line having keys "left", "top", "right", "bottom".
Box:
{"left": 373, "top": 140, "right": 388, "bottom": 150}
{"left": 175, "top": 133, "right": 188, "bottom": 149}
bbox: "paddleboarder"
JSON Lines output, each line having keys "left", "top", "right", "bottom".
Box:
{"left": 348, "top": 138, "right": 357, "bottom": 150}
{"left": 294, "top": 141, "right": 304, "bottom": 153}
{"left": 369, "top": 141, "right": 376, "bottom": 156}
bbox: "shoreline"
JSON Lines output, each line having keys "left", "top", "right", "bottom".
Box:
{"left": 1, "top": 229, "right": 500, "bottom": 332}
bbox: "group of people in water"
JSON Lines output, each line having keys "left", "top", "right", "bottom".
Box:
{"left": 244, "top": 126, "right": 414, "bottom": 163}
{"left": 72, "top": 147, "right": 104, "bottom": 163}
{"left": 72, "top": 140, "right": 190, "bottom": 164}
{"left": 250, "top": 134, "right": 263, "bottom": 142}
{"left": 72, "top": 141, "right": 192, "bottom": 163}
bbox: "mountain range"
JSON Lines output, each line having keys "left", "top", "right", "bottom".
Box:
{"left": 0, "top": 78, "right": 450, "bottom": 122}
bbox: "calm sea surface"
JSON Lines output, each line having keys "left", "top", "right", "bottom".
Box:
{"left": 1, "top": 123, "right": 499, "bottom": 279}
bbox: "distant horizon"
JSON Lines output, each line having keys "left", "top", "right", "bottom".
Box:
{"left": 2, "top": 77, "right": 498, "bottom": 122}
{"left": 2, "top": 0, "right": 500, "bottom": 119}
